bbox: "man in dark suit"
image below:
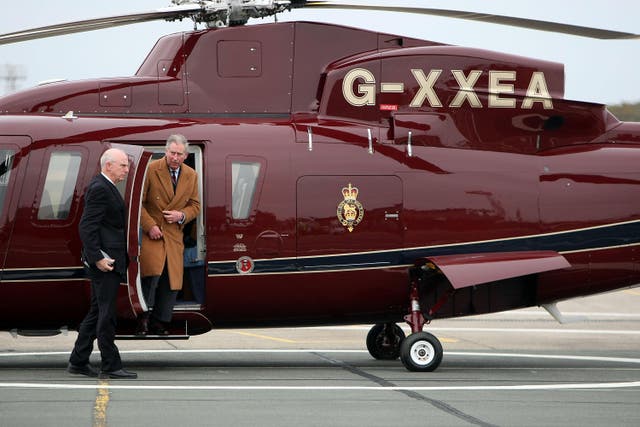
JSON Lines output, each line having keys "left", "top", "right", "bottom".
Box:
{"left": 68, "top": 148, "right": 137, "bottom": 379}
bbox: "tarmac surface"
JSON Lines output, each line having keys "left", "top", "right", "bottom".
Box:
{"left": 1, "top": 288, "right": 639, "bottom": 426}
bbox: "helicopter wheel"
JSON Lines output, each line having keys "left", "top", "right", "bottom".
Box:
{"left": 400, "top": 331, "right": 443, "bottom": 372}
{"left": 366, "top": 323, "right": 406, "bottom": 360}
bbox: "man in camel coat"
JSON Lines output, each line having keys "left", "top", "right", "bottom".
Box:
{"left": 137, "top": 134, "right": 200, "bottom": 335}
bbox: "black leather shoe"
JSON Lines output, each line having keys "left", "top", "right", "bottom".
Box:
{"left": 135, "top": 316, "right": 149, "bottom": 335}
{"left": 67, "top": 363, "right": 99, "bottom": 377}
{"left": 100, "top": 368, "right": 138, "bottom": 379}
{"left": 149, "top": 320, "right": 170, "bottom": 336}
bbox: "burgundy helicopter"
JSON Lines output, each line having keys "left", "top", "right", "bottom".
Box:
{"left": 0, "top": 0, "right": 639, "bottom": 372}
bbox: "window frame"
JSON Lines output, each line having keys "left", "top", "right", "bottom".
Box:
{"left": 226, "top": 155, "right": 266, "bottom": 224}
{"left": 33, "top": 146, "right": 88, "bottom": 226}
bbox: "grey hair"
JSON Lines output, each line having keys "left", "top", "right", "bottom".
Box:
{"left": 100, "top": 148, "right": 124, "bottom": 168}
{"left": 165, "top": 134, "right": 189, "bottom": 151}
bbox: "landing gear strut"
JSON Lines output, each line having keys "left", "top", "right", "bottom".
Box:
{"left": 399, "top": 266, "right": 443, "bottom": 372}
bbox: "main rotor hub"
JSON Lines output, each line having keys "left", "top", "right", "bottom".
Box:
{"left": 171, "top": 0, "right": 298, "bottom": 26}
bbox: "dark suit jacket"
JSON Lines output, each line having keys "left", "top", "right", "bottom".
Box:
{"left": 79, "top": 173, "right": 128, "bottom": 278}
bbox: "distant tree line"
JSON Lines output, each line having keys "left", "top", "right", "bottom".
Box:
{"left": 608, "top": 102, "right": 640, "bottom": 122}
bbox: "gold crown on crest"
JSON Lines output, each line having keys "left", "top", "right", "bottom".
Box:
{"left": 337, "top": 182, "right": 364, "bottom": 232}
{"left": 342, "top": 183, "right": 359, "bottom": 201}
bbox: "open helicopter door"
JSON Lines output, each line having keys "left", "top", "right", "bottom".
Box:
{"left": 0, "top": 137, "right": 30, "bottom": 274}
{"left": 107, "top": 143, "right": 152, "bottom": 321}
{"left": 112, "top": 143, "right": 210, "bottom": 338}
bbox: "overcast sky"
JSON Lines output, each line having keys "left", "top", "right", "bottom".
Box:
{"left": 0, "top": 0, "right": 638, "bottom": 105}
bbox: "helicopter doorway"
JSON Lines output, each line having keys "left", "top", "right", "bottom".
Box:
{"left": 134, "top": 144, "right": 206, "bottom": 314}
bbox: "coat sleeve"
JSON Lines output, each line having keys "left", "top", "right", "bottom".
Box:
{"left": 139, "top": 173, "right": 156, "bottom": 233}
{"left": 182, "top": 171, "right": 201, "bottom": 224}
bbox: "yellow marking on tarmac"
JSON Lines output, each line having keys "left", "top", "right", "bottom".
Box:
{"left": 439, "top": 337, "right": 459, "bottom": 343}
{"left": 93, "top": 380, "right": 110, "bottom": 427}
{"left": 232, "top": 331, "right": 297, "bottom": 343}
{"left": 624, "top": 289, "right": 640, "bottom": 296}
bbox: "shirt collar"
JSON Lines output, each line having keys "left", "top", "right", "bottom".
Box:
{"left": 101, "top": 172, "right": 116, "bottom": 186}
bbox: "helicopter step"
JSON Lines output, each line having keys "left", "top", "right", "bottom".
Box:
{"left": 115, "top": 333, "right": 190, "bottom": 340}
{"left": 116, "top": 311, "right": 211, "bottom": 340}
{"left": 115, "top": 319, "right": 189, "bottom": 340}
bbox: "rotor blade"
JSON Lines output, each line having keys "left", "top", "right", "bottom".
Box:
{"left": 0, "top": 4, "right": 201, "bottom": 45}
{"left": 302, "top": 1, "right": 640, "bottom": 40}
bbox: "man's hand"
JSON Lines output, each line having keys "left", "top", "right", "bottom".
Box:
{"left": 148, "top": 225, "right": 163, "bottom": 240}
{"left": 96, "top": 257, "right": 114, "bottom": 272}
{"left": 162, "top": 210, "right": 184, "bottom": 224}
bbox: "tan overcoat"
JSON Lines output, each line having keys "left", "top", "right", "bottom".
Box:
{"left": 139, "top": 156, "right": 200, "bottom": 290}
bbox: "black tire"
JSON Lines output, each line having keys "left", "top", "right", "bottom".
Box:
{"left": 400, "top": 331, "right": 443, "bottom": 372}
{"left": 366, "top": 323, "right": 406, "bottom": 360}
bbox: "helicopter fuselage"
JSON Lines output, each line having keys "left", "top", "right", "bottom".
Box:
{"left": 1, "top": 22, "right": 639, "bottom": 338}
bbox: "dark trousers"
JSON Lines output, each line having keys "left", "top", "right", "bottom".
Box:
{"left": 142, "top": 264, "right": 178, "bottom": 323}
{"left": 69, "top": 270, "right": 122, "bottom": 372}
{"left": 185, "top": 265, "right": 206, "bottom": 304}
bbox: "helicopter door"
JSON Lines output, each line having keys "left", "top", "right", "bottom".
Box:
{"left": 107, "top": 143, "right": 152, "bottom": 319}
{"left": 297, "top": 175, "right": 404, "bottom": 257}
{"left": 0, "top": 137, "right": 30, "bottom": 273}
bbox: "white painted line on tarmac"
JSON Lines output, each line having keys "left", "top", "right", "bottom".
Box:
{"left": 430, "top": 327, "right": 640, "bottom": 334}
{"left": 298, "top": 312, "right": 640, "bottom": 321}
{"left": 304, "top": 326, "right": 640, "bottom": 334}
{"left": 0, "top": 381, "right": 639, "bottom": 391}
{"left": 1, "top": 350, "right": 639, "bottom": 390}
{"left": 446, "top": 352, "right": 640, "bottom": 365}
{"left": 510, "top": 312, "right": 640, "bottom": 318}
{"left": 0, "top": 349, "right": 365, "bottom": 358}
{"left": 1, "top": 349, "right": 640, "bottom": 365}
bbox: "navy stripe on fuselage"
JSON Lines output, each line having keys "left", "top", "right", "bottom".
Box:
{"left": 0, "top": 267, "right": 85, "bottom": 282}
{"left": 208, "top": 220, "right": 640, "bottom": 276}
{"left": 2, "top": 221, "right": 639, "bottom": 281}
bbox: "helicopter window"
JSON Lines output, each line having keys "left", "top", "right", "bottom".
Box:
{"left": 0, "top": 149, "right": 15, "bottom": 216}
{"left": 231, "top": 162, "right": 260, "bottom": 220}
{"left": 38, "top": 152, "right": 82, "bottom": 220}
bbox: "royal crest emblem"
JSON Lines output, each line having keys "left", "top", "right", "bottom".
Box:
{"left": 336, "top": 183, "right": 365, "bottom": 232}
{"left": 236, "top": 256, "right": 254, "bottom": 274}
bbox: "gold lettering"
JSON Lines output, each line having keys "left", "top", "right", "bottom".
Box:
{"left": 341, "top": 67, "right": 554, "bottom": 111}
{"left": 488, "top": 71, "right": 516, "bottom": 108}
{"left": 410, "top": 69, "right": 442, "bottom": 107}
{"left": 449, "top": 70, "right": 482, "bottom": 108}
{"left": 522, "top": 72, "right": 553, "bottom": 109}
{"left": 343, "top": 68, "right": 376, "bottom": 106}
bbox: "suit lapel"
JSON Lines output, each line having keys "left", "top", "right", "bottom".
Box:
{"left": 154, "top": 163, "right": 175, "bottom": 198}
{"left": 99, "top": 174, "right": 124, "bottom": 204}
{"left": 98, "top": 174, "right": 126, "bottom": 224}
{"left": 150, "top": 158, "right": 194, "bottom": 210}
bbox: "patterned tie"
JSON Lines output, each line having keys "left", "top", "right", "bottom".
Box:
{"left": 171, "top": 169, "right": 177, "bottom": 190}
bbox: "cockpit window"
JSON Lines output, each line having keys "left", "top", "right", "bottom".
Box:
{"left": 38, "top": 152, "right": 82, "bottom": 220}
